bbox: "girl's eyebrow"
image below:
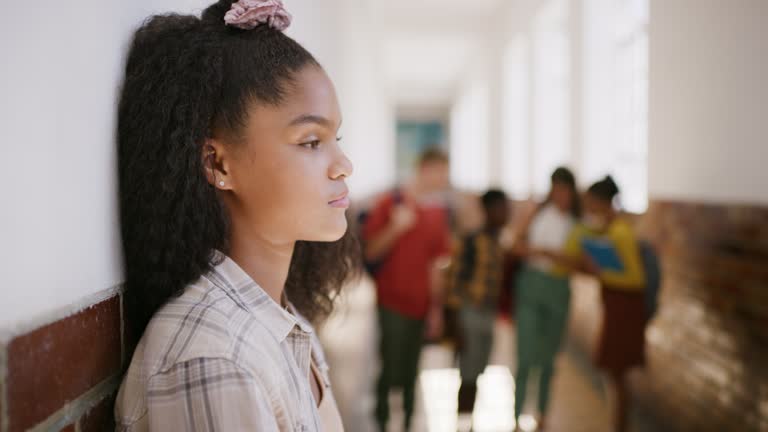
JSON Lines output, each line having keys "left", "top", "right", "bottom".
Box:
{"left": 288, "top": 114, "right": 331, "bottom": 127}
{"left": 288, "top": 114, "right": 343, "bottom": 129}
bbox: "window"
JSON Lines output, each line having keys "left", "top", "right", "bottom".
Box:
{"left": 611, "top": 0, "right": 648, "bottom": 212}
{"left": 583, "top": 0, "right": 648, "bottom": 212}
{"left": 450, "top": 79, "right": 490, "bottom": 191}
{"left": 501, "top": 35, "right": 531, "bottom": 199}
{"left": 532, "top": 0, "right": 571, "bottom": 197}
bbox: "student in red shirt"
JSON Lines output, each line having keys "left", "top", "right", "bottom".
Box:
{"left": 364, "top": 148, "right": 452, "bottom": 432}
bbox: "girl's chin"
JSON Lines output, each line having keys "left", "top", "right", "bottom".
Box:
{"left": 303, "top": 221, "right": 348, "bottom": 243}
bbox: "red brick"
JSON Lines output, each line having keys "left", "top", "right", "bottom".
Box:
{"left": 575, "top": 200, "right": 768, "bottom": 432}
{"left": 79, "top": 394, "right": 116, "bottom": 432}
{"left": 6, "top": 296, "right": 121, "bottom": 432}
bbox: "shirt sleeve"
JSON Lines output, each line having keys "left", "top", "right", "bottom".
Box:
{"left": 431, "top": 208, "right": 452, "bottom": 259}
{"left": 600, "top": 221, "right": 646, "bottom": 290}
{"left": 362, "top": 195, "right": 393, "bottom": 241}
{"left": 563, "top": 225, "right": 584, "bottom": 258}
{"left": 146, "top": 358, "right": 279, "bottom": 432}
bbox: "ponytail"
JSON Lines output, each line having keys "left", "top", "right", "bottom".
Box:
{"left": 587, "top": 175, "right": 620, "bottom": 203}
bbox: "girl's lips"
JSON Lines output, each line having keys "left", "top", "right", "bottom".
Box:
{"left": 329, "top": 196, "right": 350, "bottom": 208}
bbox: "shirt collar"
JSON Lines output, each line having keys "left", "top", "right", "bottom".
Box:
{"left": 207, "top": 251, "right": 314, "bottom": 341}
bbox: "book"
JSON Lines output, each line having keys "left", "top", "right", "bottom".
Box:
{"left": 581, "top": 237, "right": 624, "bottom": 272}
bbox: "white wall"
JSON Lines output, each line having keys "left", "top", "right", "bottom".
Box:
{"left": 648, "top": 0, "right": 768, "bottom": 205}
{"left": 500, "top": 35, "right": 532, "bottom": 199}
{"left": 491, "top": 0, "right": 577, "bottom": 199}
{"left": 496, "top": 0, "right": 768, "bottom": 209}
{"left": 450, "top": 75, "right": 491, "bottom": 192}
{"left": 0, "top": 0, "right": 386, "bottom": 333}
{"left": 291, "top": 0, "right": 395, "bottom": 198}
{"left": 332, "top": 0, "right": 396, "bottom": 198}
{"left": 0, "top": 1, "right": 149, "bottom": 332}
{"left": 530, "top": 0, "right": 573, "bottom": 196}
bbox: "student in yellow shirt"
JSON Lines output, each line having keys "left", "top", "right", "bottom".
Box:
{"left": 563, "top": 176, "right": 646, "bottom": 432}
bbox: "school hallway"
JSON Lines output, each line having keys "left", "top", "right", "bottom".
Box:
{"left": 2, "top": 0, "right": 767, "bottom": 430}
{"left": 320, "top": 275, "right": 655, "bottom": 432}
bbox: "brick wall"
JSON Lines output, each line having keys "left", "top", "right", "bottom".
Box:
{"left": 0, "top": 292, "right": 126, "bottom": 432}
{"left": 570, "top": 200, "right": 768, "bottom": 431}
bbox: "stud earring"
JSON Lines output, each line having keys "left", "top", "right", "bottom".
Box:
{"left": 218, "top": 181, "right": 225, "bottom": 187}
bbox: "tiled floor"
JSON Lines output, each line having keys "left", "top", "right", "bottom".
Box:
{"left": 319, "top": 276, "right": 621, "bottom": 432}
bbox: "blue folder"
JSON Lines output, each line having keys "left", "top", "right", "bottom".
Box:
{"left": 581, "top": 237, "right": 624, "bottom": 271}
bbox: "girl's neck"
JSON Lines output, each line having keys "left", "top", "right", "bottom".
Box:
{"left": 227, "top": 225, "right": 295, "bottom": 306}
{"left": 555, "top": 204, "right": 569, "bottom": 215}
{"left": 598, "top": 211, "right": 618, "bottom": 233}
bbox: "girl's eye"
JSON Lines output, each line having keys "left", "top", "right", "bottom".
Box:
{"left": 300, "top": 139, "right": 321, "bottom": 150}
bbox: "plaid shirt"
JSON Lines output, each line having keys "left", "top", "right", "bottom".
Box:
{"left": 115, "top": 252, "right": 338, "bottom": 431}
{"left": 446, "top": 230, "right": 504, "bottom": 309}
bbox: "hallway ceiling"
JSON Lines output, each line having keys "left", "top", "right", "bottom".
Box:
{"left": 370, "top": 0, "right": 508, "bottom": 109}
{"left": 373, "top": 0, "right": 506, "bottom": 20}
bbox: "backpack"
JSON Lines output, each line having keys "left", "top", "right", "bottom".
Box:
{"left": 638, "top": 240, "right": 662, "bottom": 320}
{"left": 358, "top": 189, "right": 404, "bottom": 276}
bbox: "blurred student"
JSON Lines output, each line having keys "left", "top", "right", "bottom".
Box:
{"left": 512, "top": 167, "right": 581, "bottom": 430}
{"left": 446, "top": 189, "right": 510, "bottom": 413}
{"left": 363, "top": 148, "right": 452, "bottom": 432}
{"left": 563, "top": 176, "right": 646, "bottom": 432}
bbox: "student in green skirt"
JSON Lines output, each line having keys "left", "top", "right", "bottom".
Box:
{"left": 512, "top": 167, "right": 581, "bottom": 430}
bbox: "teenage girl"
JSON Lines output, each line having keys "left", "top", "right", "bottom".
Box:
{"left": 114, "top": 1, "right": 358, "bottom": 430}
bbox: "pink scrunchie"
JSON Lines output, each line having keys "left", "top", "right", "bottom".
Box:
{"left": 223, "top": 0, "right": 292, "bottom": 31}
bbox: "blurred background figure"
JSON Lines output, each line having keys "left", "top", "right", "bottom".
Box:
{"left": 510, "top": 167, "right": 580, "bottom": 430}
{"left": 362, "top": 148, "right": 452, "bottom": 432}
{"left": 563, "top": 176, "right": 648, "bottom": 432}
{"left": 445, "top": 189, "right": 510, "bottom": 415}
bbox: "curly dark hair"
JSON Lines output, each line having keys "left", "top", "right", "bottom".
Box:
{"left": 587, "top": 175, "right": 621, "bottom": 202}
{"left": 480, "top": 189, "right": 508, "bottom": 209}
{"left": 118, "top": 0, "right": 360, "bottom": 337}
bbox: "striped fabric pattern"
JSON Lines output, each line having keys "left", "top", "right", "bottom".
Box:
{"left": 447, "top": 231, "right": 504, "bottom": 308}
{"left": 115, "top": 252, "right": 335, "bottom": 431}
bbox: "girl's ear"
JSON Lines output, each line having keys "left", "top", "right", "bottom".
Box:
{"left": 203, "top": 139, "right": 234, "bottom": 191}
